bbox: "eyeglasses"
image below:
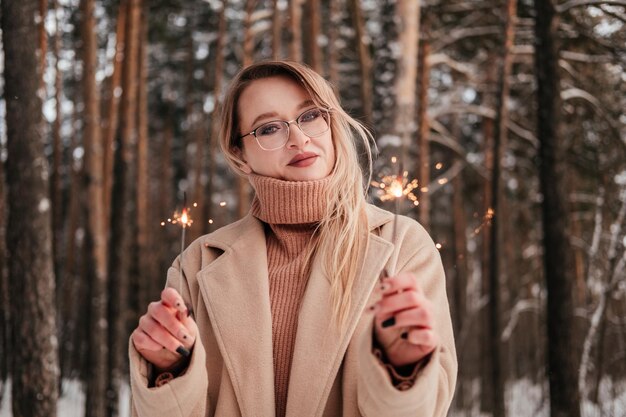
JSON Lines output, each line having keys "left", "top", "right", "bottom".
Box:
{"left": 239, "top": 107, "right": 331, "bottom": 151}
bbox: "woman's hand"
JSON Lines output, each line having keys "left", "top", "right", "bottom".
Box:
{"left": 131, "top": 288, "right": 198, "bottom": 372}
{"left": 370, "top": 272, "right": 438, "bottom": 367}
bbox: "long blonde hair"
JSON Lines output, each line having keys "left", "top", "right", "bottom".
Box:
{"left": 218, "top": 60, "right": 375, "bottom": 329}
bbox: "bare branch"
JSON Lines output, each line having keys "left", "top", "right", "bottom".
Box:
{"left": 429, "top": 104, "right": 496, "bottom": 120}
{"left": 507, "top": 120, "right": 539, "bottom": 148}
{"left": 561, "top": 50, "right": 614, "bottom": 63}
{"left": 501, "top": 299, "right": 540, "bottom": 341}
{"left": 557, "top": 0, "right": 626, "bottom": 13}
{"left": 432, "top": 26, "right": 501, "bottom": 52}
{"left": 428, "top": 53, "right": 476, "bottom": 79}
{"left": 561, "top": 87, "right": 602, "bottom": 108}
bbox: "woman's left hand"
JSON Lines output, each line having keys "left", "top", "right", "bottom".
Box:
{"left": 370, "top": 272, "right": 438, "bottom": 367}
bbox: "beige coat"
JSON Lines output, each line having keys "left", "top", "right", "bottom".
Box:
{"left": 129, "top": 204, "right": 457, "bottom": 417}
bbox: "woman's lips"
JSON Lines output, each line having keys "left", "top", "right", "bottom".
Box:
{"left": 288, "top": 153, "right": 318, "bottom": 167}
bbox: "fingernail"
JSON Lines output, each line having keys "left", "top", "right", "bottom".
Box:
{"left": 176, "top": 346, "right": 191, "bottom": 357}
{"left": 382, "top": 317, "right": 395, "bottom": 328}
{"left": 401, "top": 331, "right": 409, "bottom": 340}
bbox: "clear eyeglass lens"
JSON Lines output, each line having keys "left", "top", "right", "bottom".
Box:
{"left": 255, "top": 108, "right": 329, "bottom": 151}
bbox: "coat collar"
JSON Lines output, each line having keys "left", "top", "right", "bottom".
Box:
{"left": 197, "top": 204, "right": 394, "bottom": 417}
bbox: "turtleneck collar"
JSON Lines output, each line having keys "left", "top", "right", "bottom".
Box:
{"left": 248, "top": 173, "right": 331, "bottom": 225}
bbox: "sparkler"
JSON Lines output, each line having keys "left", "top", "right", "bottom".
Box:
{"left": 372, "top": 156, "right": 420, "bottom": 279}
{"left": 473, "top": 208, "right": 495, "bottom": 235}
{"left": 161, "top": 192, "right": 194, "bottom": 296}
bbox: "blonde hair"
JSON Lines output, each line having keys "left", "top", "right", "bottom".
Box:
{"left": 218, "top": 60, "right": 375, "bottom": 329}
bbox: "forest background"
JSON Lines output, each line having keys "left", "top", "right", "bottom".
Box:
{"left": 0, "top": 0, "right": 625, "bottom": 416}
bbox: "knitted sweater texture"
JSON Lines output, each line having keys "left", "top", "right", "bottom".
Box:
{"left": 249, "top": 173, "right": 330, "bottom": 417}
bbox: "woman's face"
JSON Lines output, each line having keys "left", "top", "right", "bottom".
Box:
{"left": 236, "top": 76, "right": 335, "bottom": 181}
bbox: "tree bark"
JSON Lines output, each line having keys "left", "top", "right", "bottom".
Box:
{"left": 486, "top": 0, "right": 517, "bottom": 415}
{"left": 103, "top": 0, "right": 127, "bottom": 230}
{"left": 347, "top": 0, "right": 373, "bottom": 125}
{"left": 80, "top": 0, "right": 109, "bottom": 414}
{"left": 327, "top": 0, "right": 340, "bottom": 88}
{"left": 39, "top": 0, "right": 48, "bottom": 91}
{"left": 288, "top": 0, "right": 302, "bottom": 61}
{"left": 416, "top": 19, "right": 431, "bottom": 229}
{"left": 203, "top": 1, "right": 227, "bottom": 234}
{"left": 272, "top": 0, "right": 282, "bottom": 59}
{"left": 2, "top": 0, "right": 60, "bottom": 415}
{"left": 534, "top": 1, "right": 582, "bottom": 416}
{"left": 307, "top": 0, "right": 322, "bottom": 73}
{"left": 107, "top": 0, "right": 140, "bottom": 415}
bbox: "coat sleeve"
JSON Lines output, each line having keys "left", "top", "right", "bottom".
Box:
{"left": 128, "top": 335, "right": 209, "bottom": 417}
{"left": 356, "top": 216, "right": 458, "bottom": 417}
{"left": 129, "top": 245, "right": 210, "bottom": 417}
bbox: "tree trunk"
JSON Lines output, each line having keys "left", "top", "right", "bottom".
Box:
{"left": 2, "top": 0, "right": 60, "bottom": 415}
{"left": 288, "top": 0, "right": 302, "bottom": 61}
{"left": 416, "top": 19, "right": 430, "bottom": 229}
{"left": 486, "top": 0, "right": 517, "bottom": 415}
{"left": 238, "top": 0, "right": 256, "bottom": 219}
{"left": 327, "top": 0, "right": 340, "bottom": 88}
{"left": 103, "top": 0, "right": 127, "bottom": 229}
{"left": 272, "top": 0, "right": 282, "bottom": 59}
{"left": 50, "top": 0, "right": 63, "bottom": 284}
{"left": 534, "top": 1, "right": 582, "bottom": 416}
{"left": 307, "top": 0, "right": 322, "bottom": 74}
{"left": 203, "top": 1, "right": 227, "bottom": 234}
{"left": 79, "top": 0, "right": 109, "bottom": 414}
{"left": 136, "top": 0, "right": 151, "bottom": 317}
{"left": 0, "top": 112, "right": 8, "bottom": 402}
{"left": 39, "top": 0, "right": 48, "bottom": 91}
{"left": 107, "top": 0, "right": 140, "bottom": 415}
{"left": 348, "top": 0, "right": 373, "bottom": 125}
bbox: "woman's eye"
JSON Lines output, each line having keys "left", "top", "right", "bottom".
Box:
{"left": 258, "top": 123, "right": 282, "bottom": 136}
{"left": 300, "top": 109, "right": 321, "bottom": 123}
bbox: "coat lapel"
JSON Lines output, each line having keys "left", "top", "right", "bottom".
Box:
{"left": 285, "top": 206, "right": 394, "bottom": 417}
{"left": 197, "top": 215, "right": 276, "bottom": 417}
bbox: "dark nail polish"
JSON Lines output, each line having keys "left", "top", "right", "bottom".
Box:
{"left": 382, "top": 317, "right": 396, "bottom": 328}
{"left": 176, "top": 346, "right": 191, "bottom": 357}
{"left": 401, "top": 331, "right": 409, "bottom": 339}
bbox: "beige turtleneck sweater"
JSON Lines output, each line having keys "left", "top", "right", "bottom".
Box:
{"left": 248, "top": 173, "right": 330, "bottom": 417}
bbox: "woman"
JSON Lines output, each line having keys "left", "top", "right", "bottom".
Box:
{"left": 130, "top": 60, "right": 457, "bottom": 417}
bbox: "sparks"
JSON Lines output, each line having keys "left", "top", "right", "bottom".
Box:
{"left": 371, "top": 171, "right": 419, "bottom": 204}
{"left": 473, "top": 208, "right": 495, "bottom": 235}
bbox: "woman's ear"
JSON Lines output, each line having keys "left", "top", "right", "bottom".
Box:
{"left": 233, "top": 146, "right": 252, "bottom": 174}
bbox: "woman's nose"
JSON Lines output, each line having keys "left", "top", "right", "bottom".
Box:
{"left": 286, "top": 123, "right": 310, "bottom": 149}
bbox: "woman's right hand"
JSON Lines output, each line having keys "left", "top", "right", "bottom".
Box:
{"left": 131, "top": 287, "right": 198, "bottom": 371}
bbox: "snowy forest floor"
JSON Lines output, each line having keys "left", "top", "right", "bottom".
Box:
{"left": 0, "top": 377, "right": 624, "bottom": 416}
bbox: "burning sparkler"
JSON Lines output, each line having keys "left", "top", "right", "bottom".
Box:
{"left": 372, "top": 156, "right": 420, "bottom": 278}
{"left": 161, "top": 192, "right": 194, "bottom": 296}
{"left": 473, "top": 207, "right": 495, "bottom": 235}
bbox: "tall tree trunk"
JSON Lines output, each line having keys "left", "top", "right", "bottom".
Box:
{"left": 307, "top": 0, "right": 322, "bottom": 73}
{"left": 347, "top": 0, "right": 373, "bottom": 125}
{"left": 272, "top": 0, "right": 282, "bottom": 59}
{"left": 2, "top": 0, "right": 60, "bottom": 415}
{"left": 480, "top": 55, "right": 496, "bottom": 413}
{"left": 136, "top": 0, "right": 151, "bottom": 317}
{"left": 79, "top": 0, "right": 109, "bottom": 414}
{"left": 0, "top": 110, "right": 9, "bottom": 403}
{"left": 103, "top": 0, "right": 127, "bottom": 229}
{"left": 107, "top": 0, "right": 140, "bottom": 415}
{"left": 327, "top": 0, "right": 340, "bottom": 88}
{"left": 416, "top": 19, "right": 430, "bottom": 229}
{"left": 534, "top": 1, "right": 582, "bottom": 416}
{"left": 203, "top": 1, "right": 227, "bottom": 234}
{"left": 288, "top": 0, "right": 302, "bottom": 61}
{"left": 39, "top": 0, "right": 48, "bottom": 91}
{"left": 238, "top": 0, "right": 255, "bottom": 219}
{"left": 50, "top": 0, "right": 63, "bottom": 303}
{"left": 486, "top": 0, "right": 517, "bottom": 415}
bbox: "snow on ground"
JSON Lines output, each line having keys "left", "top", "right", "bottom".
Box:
{"left": 0, "top": 379, "right": 130, "bottom": 417}
{"left": 0, "top": 377, "right": 624, "bottom": 416}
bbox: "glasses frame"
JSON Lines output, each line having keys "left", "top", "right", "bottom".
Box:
{"left": 238, "top": 107, "right": 332, "bottom": 151}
